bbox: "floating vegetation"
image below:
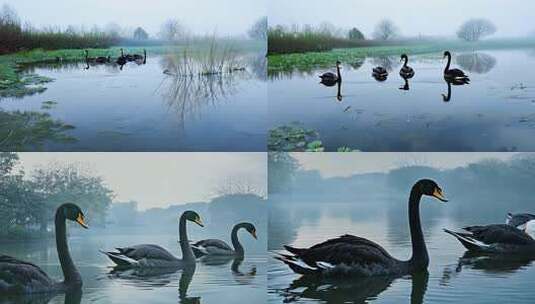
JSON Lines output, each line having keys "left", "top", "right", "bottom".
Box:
{"left": 0, "top": 72, "right": 53, "bottom": 99}
{"left": 0, "top": 109, "right": 77, "bottom": 151}
{"left": 41, "top": 100, "right": 58, "bottom": 110}
{"left": 268, "top": 123, "right": 321, "bottom": 152}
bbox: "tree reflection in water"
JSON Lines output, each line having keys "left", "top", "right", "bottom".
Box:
{"left": 456, "top": 53, "right": 497, "bottom": 74}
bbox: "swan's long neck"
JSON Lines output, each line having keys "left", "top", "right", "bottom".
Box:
{"left": 408, "top": 186, "right": 429, "bottom": 271}
{"left": 403, "top": 57, "right": 408, "bottom": 67}
{"left": 444, "top": 54, "right": 451, "bottom": 72}
{"left": 55, "top": 209, "right": 82, "bottom": 288}
{"left": 179, "top": 214, "right": 195, "bottom": 263}
{"left": 231, "top": 224, "right": 245, "bottom": 256}
{"left": 336, "top": 64, "right": 341, "bottom": 81}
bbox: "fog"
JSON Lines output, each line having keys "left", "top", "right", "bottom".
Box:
{"left": 269, "top": 0, "right": 535, "bottom": 38}
{"left": 17, "top": 153, "right": 266, "bottom": 209}
{"left": 3, "top": 0, "right": 266, "bottom": 36}
{"left": 295, "top": 152, "right": 518, "bottom": 178}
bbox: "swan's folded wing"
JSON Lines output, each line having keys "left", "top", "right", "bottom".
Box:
{"left": 0, "top": 255, "right": 53, "bottom": 293}
{"left": 195, "top": 239, "right": 233, "bottom": 251}
{"left": 118, "top": 244, "right": 177, "bottom": 261}
{"left": 466, "top": 225, "right": 534, "bottom": 245}
{"left": 300, "top": 235, "right": 397, "bottom": 268}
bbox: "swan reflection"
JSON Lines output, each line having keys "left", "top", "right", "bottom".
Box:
{"left": 442, "top": 77, "right": 469, "bottom": 102}
{"left": 278, "top": 271, "right": 428, "bottom": 303}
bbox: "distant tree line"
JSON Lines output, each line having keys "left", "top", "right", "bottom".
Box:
{"left": 0, "top": 152, "right": 114, "bottom": 239}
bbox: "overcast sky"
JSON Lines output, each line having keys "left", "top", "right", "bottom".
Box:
{"left": 2, "top": 0, "right": 266, "bottom": 36}
{"left": 18, "top": 153, "right": 266, "bottom": 210}
{"left": 295, "top": 153, "right": 518, "bottom": 178}
{"left": 269, "top": 0, "right": 535, "bottom": 38}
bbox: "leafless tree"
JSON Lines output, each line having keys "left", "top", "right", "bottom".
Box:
{"left": 159, "top": 18, "right": 188, "bottom": 42}
{"left": 248, "top": 16, "right": 267, "bottom": 40}
{"left": 457, "top": 19, "right": 496, "bottom": 42}
{"left": 373, "top": 19, "right": 399, "bottom": 41}
{"left": 213, "top": 176, "right": 265, "bottom": 198}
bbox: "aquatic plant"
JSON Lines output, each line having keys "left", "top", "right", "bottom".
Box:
{"left": 268, "top": 123, "right": 322, "bottom": 152}
{"left": 0, "top": 109, "right": 77, "bottom": 151}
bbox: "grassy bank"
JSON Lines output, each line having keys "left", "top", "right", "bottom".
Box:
{"left": 268, "top": 39, "right": 535, "bottom": 73}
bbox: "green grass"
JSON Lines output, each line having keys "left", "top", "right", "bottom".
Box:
{"left": 268, "top": 39, "right": 535, "bottom": 73}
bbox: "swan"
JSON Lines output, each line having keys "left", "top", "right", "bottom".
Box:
{"left": 506, "top": 212, "right": 535, "bottom": 230}
{"left": 444, "top": 224, "right": 535, "bottom": 254}
{"left": 372, "top": 66, "right": 388, "bottom": 78}
{"left": 133, "top": 49, "right": 146, "bottom": 63}
{"left": 85, "top": 50, "right": 109, "bottom": 64}
{"left": 101, "top": 210, "right": 203, "bottom": 268}
{"left": 116, "top": 48, "right": 127, "bottom": 65}
{"left": 191, "top": 222, "right": 257, "bottom": 257}
{"left": 443, "top": 51, "right": 469, "bottom": 82}
{"left": 276, "top": 179, "right": 448, "bottom": 277}
{"left": 399, "top": 54, "right": 415, "bottom": 79}
{"left": 319, "top": 61, "right": 341, "bottom": 85}
{"left": 0, "top": 203, "right": 88, "bottom": 294}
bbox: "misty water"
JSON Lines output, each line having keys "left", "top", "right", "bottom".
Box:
{"left": 268, "top": 196, "right": 535, "bottom": 304}
{"left": 1, "top": 233, "right": 266, "bottom": 304}
{"left": 269, "top": 49, "right": 535, "bottom": 152}
{"left": 0, "top": 52, "right": 266, "bottom": 152}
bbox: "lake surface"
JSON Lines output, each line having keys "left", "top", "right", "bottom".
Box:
{"left": 0, "top": 52, "right": 266, "bottom": 151}
{"left": 268, "top": 49, "right": 535, "bottom": 151}
{"left": 0, "top": 233, "right": 266, "bottom": 304}
{"left": 268, "top": 198, "right": 535, "bottom": 304}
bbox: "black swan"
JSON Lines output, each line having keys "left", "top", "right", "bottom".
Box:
{"left": 192, "top": 222, "right": 257, "bottom": 257}
{"left": 0, "top": 203, "right": 88, "bottom": 294}
{"left": 399, "top": 54, "right": 415, "bottom": 79}
{"left": 319, "top": 61, "right": 342, "bottom": 85}
{"left": 443, "top": 51, "right": 470, "bottom": 82}
{"left": 444, "top": 224, "right": 535, "bottom": 254}
{"left": 276, "top": 179, "right": 448, "bottom": 277}
{"left": 101, "top": 211, "right": 204, "bottom": 268}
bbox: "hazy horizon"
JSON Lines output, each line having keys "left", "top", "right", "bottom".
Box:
{"left": 2, "top": 0, "right": 266, "bottom": 36}
{"left": 17, "top": 153, "right": 266, "bottom": 210}
{"left": 295, "top": 152, "right": 519, "bottom": 178}
{"left": 269, "top": 0, "right": 535, "bottom": 38}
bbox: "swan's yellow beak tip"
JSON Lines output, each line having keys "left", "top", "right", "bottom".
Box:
{"left": 76, "top": 213, "right": 89, "bottom": 229}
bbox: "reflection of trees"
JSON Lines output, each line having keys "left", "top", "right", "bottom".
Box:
{"left": 456, "top": 53, "right": 497, "bottom": 74}
{"left": 371, "top": 56, "right": 400, "bottom": 72}
{"left": 0, "top": 109, "right": 76, "bottom": 151}
{"left": 278, "top": 270, "right": 428, "bottom": 304}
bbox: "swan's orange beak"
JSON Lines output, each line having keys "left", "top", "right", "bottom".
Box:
{"left": 432, "top": 188, "right": 448, "bottom": 202}
{"left": 251, "top": 230, "right": 257, "bottom": 240}
{"left": 76, "top": 213, "right": 89, "bottom": 229}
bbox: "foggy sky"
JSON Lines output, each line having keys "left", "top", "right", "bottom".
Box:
{"left": 269, "top": 0, "right": 535, "bottom": 38}
{"left": 295, "top": 153, "right": 518, "bottom": 178}
{"left": 18, "top": 153, "right": 266, "bottom": 210}
{"left": 2, "top": 0, "right": 266, "bottom": 36}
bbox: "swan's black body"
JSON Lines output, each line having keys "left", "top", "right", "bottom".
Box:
{"left": 443, "top": 51, "right": 470, "bottom": 82}
{"left": 319, "top": 61, "right": 341, "bottom": 84}
{"left": 192, "top": 222, "right": 257, "bottom": 258}
{"left": 444, "top": 224, "right": 535, "bottom": 254}
{"left": 85, "top": 50, "right": 110, "bottom": 64}
{"left": 399, "top": 54, "right": 415, "bottom": 79}
{"left": 276, "top": 179, "right": 447, "bottom": 277}
{"left": 101, "top": 211, "right": 203, "bottom": 268}
{"left": 133, "top": 49, "right": 147, "bottom": 64}
{"left": 116, "top": 48, "right": 127, "bottom": 65}
{"left": 372, "top": 66, "right": 388, "bottom": 77}
{"left": 0, "top": 204, "right": 88, "bottom": 294}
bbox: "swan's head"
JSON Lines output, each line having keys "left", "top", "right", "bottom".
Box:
{"left": 241, "top": 222, "right": 257, "bottom": 240}
{"left": 400, "top": 54, "right": 408, "bottom": 62}
{"left": 60, "top": 203, "right": 88, "bottom": 229}
{"left": 443, "top": 51, "right": 451, "bottom": 59}
{"left": 183, "top": 210, "right": 204, "bottom": 227}
{"left": 336, "top": 61, "right": 341, "bottom": 67}
{"left": 415, "top": 179, "right": 448, "bottom": 202}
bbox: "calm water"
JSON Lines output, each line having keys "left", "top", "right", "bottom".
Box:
{"left": 0, "top": 52, "right": 266, "bottom": 151}
{"left": 0, "top": 233, "right": 266, "bottom": 304}
{"left": 268, "top": 198, "right": 535, "bottom": 304}
{"left": 269, "top": 49, "right": 535, "bottom": 152}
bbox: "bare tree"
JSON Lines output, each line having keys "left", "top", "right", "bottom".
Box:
{"left": 457, "top": 19, "right": 496, "bottom": 42}
{"left": 133, "top": 27, "right": 149, "bottom": 40}
{"left": 373, "top": 19, "right": 399, "bottom": 41}
{"left": 159, "top": 18, "right": 187, "bottom": 42}
{"left": 213, "top": 176, "right": 265, "bottom": 197}
{"left": 247, "top": 16, "right": 267, "bottom": 40}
